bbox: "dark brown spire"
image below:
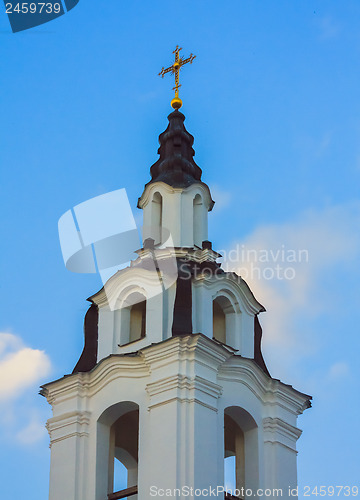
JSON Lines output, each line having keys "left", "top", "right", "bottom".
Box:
{"left": 147, "top": 109, "right": 202, "bottom": 188}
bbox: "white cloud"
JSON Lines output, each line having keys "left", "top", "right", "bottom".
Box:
{"left": 0, "top": 333, "right": 22, "bottom": 357}
{"left": 0, "top": 333, "right": 51, "bottom": 401}
{"left": 328, "top": 361, "right": 350, "bottom": 380}
{"left": 209, "top": 184, "right": 232, "bottom": 210}
{"left": 0, "top": 333, "right": 52, "bottom": 446}
{"left": 221, "top": 201, "right": 360, "bottom": 380}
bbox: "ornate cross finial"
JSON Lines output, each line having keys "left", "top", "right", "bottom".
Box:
{"left": 159, "top": 46, "right": 196, "bottom": 110}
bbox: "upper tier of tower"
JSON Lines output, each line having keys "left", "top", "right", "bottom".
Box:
{"left": 72, "top": 107, "right": 269, "bottom": 378}
{"left": 138, "top": 109, "right": 214, "bottom": 248}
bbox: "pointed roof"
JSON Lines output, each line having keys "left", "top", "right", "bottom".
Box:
{"left": 147, "top": 109, "right": 203, "bottom": 188}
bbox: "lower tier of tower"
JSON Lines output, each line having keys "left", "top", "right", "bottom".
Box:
{"left": 41, "top": 334, "right": 310, "bottom": 500}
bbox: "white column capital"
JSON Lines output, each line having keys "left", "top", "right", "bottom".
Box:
{"left": 263, "top": 416, "right": 302, "bottom": 452}
{"left": 46, "top": 410, "right": 91, "bottom": 448}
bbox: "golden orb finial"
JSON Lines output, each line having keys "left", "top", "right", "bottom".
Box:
{"left": 158, "top": 46, "right": 196, "bottom": 108}
{"left": 171, "top": 97, "right": 183, "bottom": 109}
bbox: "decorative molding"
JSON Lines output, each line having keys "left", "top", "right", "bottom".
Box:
{"left": 48, "top": 431, "right": 90, "bottom": 448}
{"left": 140, "top": 334, "right": 233, "bottom": 372}
{"left": 138, "top": 181, "right": 214, "bottom": 211}
{"left": 263, "top": 417, "right": 302, "bottom": 439}
{"left": 218, "top": 356, "right": 311, "bottom": 416}
{"left": 263, "top": 417, "right": 302, "bottom": 452}
{"left": 90, "top": 267, "right": 163, "bottom": 309}
{"left": 148, "top": 396, "right": 219, "bottom": 413}
{"left": 46, "top": 411, "right": 91, "bottom": 448}
{"left": 42, "top": 336, "right": 309, "bottom": 420}
{"left": 135, "top": 246, "right": 221, "bottom": 264}
{"left": 193, "top": 274, "right": 265, "bottom": 316}
{"left": 146, "top": 374, "right": 222, "bottom": 402}
{"left": 41, "top": 355, "right": 150, "bottom": 405}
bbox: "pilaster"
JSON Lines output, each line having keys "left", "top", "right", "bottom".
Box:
{"left": 47, "top": 411, "right": 91, "bottom": 500}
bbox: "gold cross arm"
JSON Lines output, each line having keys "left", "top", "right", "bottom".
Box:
{"left": 158, "top": 46, "right": 196, "bottom": 109}
{"left": 158, "top": 66, "right": 174, "bottom": 77}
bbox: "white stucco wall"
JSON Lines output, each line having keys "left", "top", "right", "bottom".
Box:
{"left": 139, "top": 182, "right": 213, "bottom": 248}
{"left": 43, "top": 335, "right": 309, "bottom": 500}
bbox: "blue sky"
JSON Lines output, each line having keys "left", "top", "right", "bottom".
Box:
{"left": 1, "top": 1, "right": 360, "bottom": 498}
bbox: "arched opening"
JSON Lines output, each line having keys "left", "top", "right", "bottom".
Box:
{"left": 119, "top": 292, "right": 146, "bottom": 346}
{"left": 212, "top": 295, "right": 235, "bottom": 345}
{"left": 193, "top": 194, "right": 203, "bottom": 247}
{"left": 224, "top": 407, "right": 259, "bottom": 497}
{"left": 213, "top": 299, "right": 226, "bottom": 343}
{"left": 111, "top": 409, "right": 139, "bottom": 498}
{"left": 151, "top": 192, "right": 162, "bottom": 245}
{"left": 129, "top": 300, "right": 146, "bottom": 343}
{"left": 96, "top": 402, "right": 139, "bottom": 500}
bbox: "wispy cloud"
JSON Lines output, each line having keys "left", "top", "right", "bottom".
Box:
{"left": 294, "top": 131, "right": 333, "bottom": 162}
{"left": 221, "top": 201, "right": 360, "bottom": 381}
{"left": 209, "top": 184, "right": 232, "bottom": 210}
{"left": 0, "top": 333, "right": 23, "bottom": 356}
{"left": 16, "top": 411, "right": 48, "bottom": 445}
{"left": 327, "top": 361, "right": 350, "bottom": 381}
{"left": 317, "top": 16, "right": 341, "bottom": 41}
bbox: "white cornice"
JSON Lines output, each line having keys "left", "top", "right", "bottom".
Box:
{"left": 41, "top": 336, "right": 231, "bottom": 408}
{"left": 146, "top": 374, "right": 223, "bottom": 412}
{"left": 193, "top": 273, "right": 265, "bottom": 315}
{"left": 263, "top": 417, "right": 302, "bottom": 441}
{"left": 90, "top": 266, "right": 162, "bottom": 309}
{"left": 41, "top": 355, "right": 150, "bottom": 407}
{"left": 46, "top": 410, "right": 91, "bottom": 448}
{"left": 262, "top": 416, "right": 303, "bottom": 452}
{"left": 146, "top": 374, "right": 223, "bottom": 399}
{"left": 89, "top": 246, "right": 223, "bottom": 309}
{"left": 138, "top": 181, "right": 214, "bottom": 211}
{"left": 135, "top": 246, "right": 221, "bottom": 263}
{"left": 147, "top": 396, "right": 219, "bottom": 413}
{"left": 41, "top": 336, "right": 310, "bottom": 419}
{"left": 218, "top": 356, "right": 311, "bottom": 416}
{"left": 140, "top": 334, "right": 233, "bottom": 372}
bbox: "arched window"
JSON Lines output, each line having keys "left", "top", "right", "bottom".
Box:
{"left": 213, "top": 299, "right": 226, "bottom": 343}
{"left": 193, "top": 194, "right": 203, "bottom": 247}
{"left": 224, "top": 407, "right": 259, "bottom": 495}
{"left": 129, "top": 300, "right": 146, "bottom": 343}
{"left": 96, "top": 402, "right": 139, "bottom": 500}
{"left": 152, "top": 192, "right": 162, "bottom": 245}
{"left": 119, "top": 292, "right": 146, "bottom": 346}
{"left": 212, "top": 295, "right": 235, "bottom": 345}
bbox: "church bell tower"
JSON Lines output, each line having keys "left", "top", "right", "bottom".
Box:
{"left": 41, "top": 49, "right": 311, "bottom": 500}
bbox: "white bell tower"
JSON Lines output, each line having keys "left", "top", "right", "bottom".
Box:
{"left": 41, "top": 108, "right": 311, "bottom": 500}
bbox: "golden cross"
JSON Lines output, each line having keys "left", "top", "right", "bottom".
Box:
{"left": 159, "top": 45, "right": 196, "bottom": 109}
